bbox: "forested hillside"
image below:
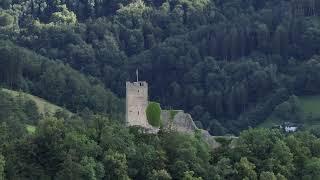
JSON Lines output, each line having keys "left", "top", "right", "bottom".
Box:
{"left": 1, "top": 89, "right": 320, "bottom": 179}
{"left": 2, "top": 0, "right": 320, "bottom": 179}
{"left": 2, "top": 0, "right": 320, "bottom": 134}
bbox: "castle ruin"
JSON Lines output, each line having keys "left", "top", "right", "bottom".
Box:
{"left": 125, "top": 72, "right": 231, "bottom": 149}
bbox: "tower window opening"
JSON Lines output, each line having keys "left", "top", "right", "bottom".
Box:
{"left": 138, "top": 111, "right": 139, "bottom": 115}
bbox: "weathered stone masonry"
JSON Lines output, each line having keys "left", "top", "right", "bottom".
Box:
{"left": 126, "top": 81, "right": 150, "bottom": 127}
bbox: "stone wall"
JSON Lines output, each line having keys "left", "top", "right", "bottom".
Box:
{"left": 126, "top": 81, "right": 150, "bottom": 128}
{"left": 161, "top": 110, "right": 197, "bottom": 133}
{"left": 161, "top": 110, "right": 221, "bottom": 148}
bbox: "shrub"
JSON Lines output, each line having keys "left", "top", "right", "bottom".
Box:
{"left": 146, "top": 102, "right": 161, "bottom": 127}
{"left": 0, "top": 12, "right": 14, "bottom": 27}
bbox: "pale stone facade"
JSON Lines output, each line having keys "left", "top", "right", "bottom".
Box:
{"left": 126, "top": 81, "right": 150, "bottom": 127}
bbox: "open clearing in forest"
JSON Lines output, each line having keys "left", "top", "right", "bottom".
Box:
{"left": 2, "top": 88, "right": 72, "bottom": 116}
{"left": 1, "top": 88, "right": 73, "bottom": 134}
{"left": 259, "top": 95, "right": 320, "bottom": 129}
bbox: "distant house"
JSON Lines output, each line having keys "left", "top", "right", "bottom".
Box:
{"left": 280, "top": 122, "right": 299, "bottom": 133}
{"left": 284, "top": 126, "right": 298, "bottom": 132}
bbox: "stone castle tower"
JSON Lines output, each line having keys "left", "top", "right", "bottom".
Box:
{"left": 126, "top": 80, "right": 150, "bottom": 127}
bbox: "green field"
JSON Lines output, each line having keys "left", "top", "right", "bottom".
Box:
{"left": 2, "top": 88, "right": 72, "bottom": 116}
{"left": 2, "top": 88, "right": 73, "bottom": 133}
{"left": 300, "top": 95, "right": 320, "bottom": 118}
{"left": 259, "top": 95, "right": 320, "bottom": 129}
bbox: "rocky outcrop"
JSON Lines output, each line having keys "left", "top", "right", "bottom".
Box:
{"left": 161, "top": 110, "right": 221, "bottom": 148}
{"left": 161, "top": 110, "right": 197, "bottom": 133}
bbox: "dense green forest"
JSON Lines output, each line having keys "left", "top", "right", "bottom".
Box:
{"left": 2, "top": 0, "right": 320, "bottom": 178}
{"left": 1, "top": 89, "right": 320, "bottom": 179}
{"left": 2, "top": 0, "right": 320, "bottom": 134}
